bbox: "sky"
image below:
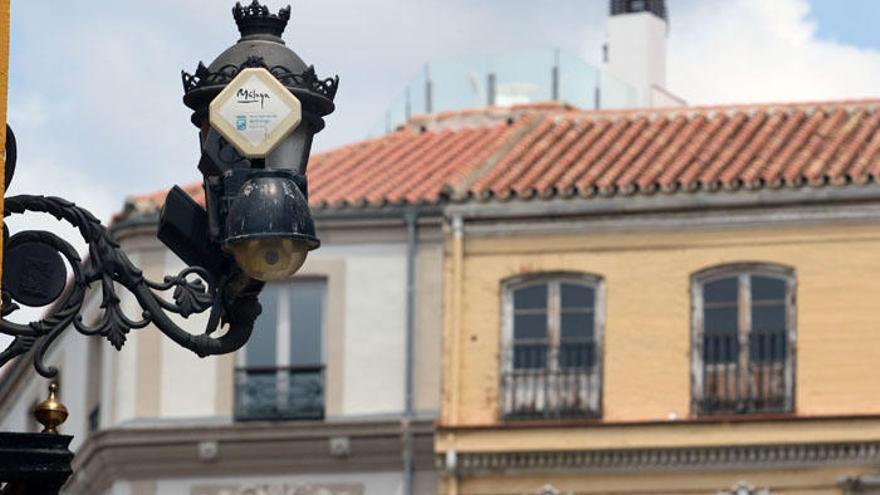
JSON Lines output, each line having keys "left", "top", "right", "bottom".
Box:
{"left": 5, "top": 0, "right": 880, "bottom": 230}
{"left": 810, "top": 0, "right": 880, "bottom": 49}
{"left": 0, "top": 0, "right": 878, "bottom": 338}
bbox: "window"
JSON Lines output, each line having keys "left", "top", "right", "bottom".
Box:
{"left": 235, "top": 279, "right": 326, "bottom": 421}
{"left": 86, "top": 335, "right": 102, "bottom": 433}
{"left": 629, "top": 0, "right": 647, "bottom": 12}
{"left": 88, "top": 405, "right": 100, "bottom": 433}
{"left": 500, "top": 273, "right": 603, "bottom": 420}
{"left": 692, "top": 264, "right": 795, "bottom": 416}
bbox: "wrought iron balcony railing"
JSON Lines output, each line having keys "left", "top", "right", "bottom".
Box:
{"left": 698, "top": 330, "right": 790, "bottom": 416}
{"left": 500, "top": 343, "right": 600, "bottom": 420}
{"left": 234, "top": 365, "right": 325, "bottom": 421}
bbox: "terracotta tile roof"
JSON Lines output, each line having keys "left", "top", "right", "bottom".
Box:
{"left": 116, "top": 98, "right": 880, "bottom": 222}
{"left": 113, "top": 181, "right": 205, "bottom": 224}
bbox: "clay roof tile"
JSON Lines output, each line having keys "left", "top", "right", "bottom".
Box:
{"left": 115, "top": 98, "right": 880, "bottom": 223}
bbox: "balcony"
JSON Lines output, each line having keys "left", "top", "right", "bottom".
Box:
{"left": 500, "top": 343, "right": 600, "bottom": 420}
{"left": 698, "top": 330, "right": 790, "bottom": 416}
{"left": 234, "top": 365, "right": 325, "bottom": 421}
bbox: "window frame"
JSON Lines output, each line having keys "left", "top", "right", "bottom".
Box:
{"left": 500, "top": 272, "right": 605, "bottom": 419}
{"left": 690, "top": 263, "right": 797, "bottom": 416}
{"left": 236, "top": 277, "right": 328, "bottom": 421}
{"left": 238, "top": 278, "right": 328, "bottom": 370}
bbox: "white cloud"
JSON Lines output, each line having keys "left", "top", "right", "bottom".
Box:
{"left": 3, "top": 0, "right": 880, "bottom": 359}
{"left": 3, "top": 0, "right": 878, "bottom": 233}
{"left": 668, "top": 0, "right": 880, "bottom": 105}
{"left": 7, "top": 0, "right": 880, "bottom": 225}
{"left": 5, "top": 0, "right": 610, "bottom": 217}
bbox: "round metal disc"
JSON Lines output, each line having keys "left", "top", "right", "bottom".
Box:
{"left": 5, "top": 124, "right": 16, "bottom": 190}
{"left": 2, "top": 238, "right": 67, "bottom": 307}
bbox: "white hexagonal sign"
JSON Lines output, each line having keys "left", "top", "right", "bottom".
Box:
{"left": 209, "top": 67, "right": 302, "bottom": 158}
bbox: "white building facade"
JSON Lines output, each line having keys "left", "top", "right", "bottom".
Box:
{"left": 0, "top": 200, "right": 444, "bottom": 495}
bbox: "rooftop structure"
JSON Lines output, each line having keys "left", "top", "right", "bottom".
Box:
{"left": 369, "top": 50, "right": 638, "bottom": 136}
{"left": 118, "top": 98, "right": 880, "bottom": 223}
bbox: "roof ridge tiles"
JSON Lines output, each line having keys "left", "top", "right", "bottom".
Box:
{"left": 111, "top": 97, "right": 880, "bottom": 224}
{"left": 859, "top": 132, "right": 880, "bottom": 178}
{"left": 471, "top": 116, "right": 551, "bottom": 193}
{"left": 693, "top": 112, "right": 750, "bottom": 185}
{"left": 319, "top": 130, "right": 425, "bottom": 203}
{"left": 404, "top": 126, "right": 498, "bottom": 199}
{"left": 582, "top": 116, "right": 651, "bottom": 190}
{"left": 756, "top": 110, "right": 812, "bottom": 183}
{"left": 436, "top": 122, "right": 520, "bottom": 200}
{"left": 668, "top": 113, "right": 726, "bottom": 187}
{"left": 515, "top": 120, "right": 582, "bottom": 195}
{"left": 785, "top": 108, "right": 847, "bottom": 182}
{"left": 453, "top": 116, "right": 543, "bottom": 199}
{"left": 624, "top": 114, "right": 688, "bottom": 188}
{"left": 384, "top": 128, "right": 463, "bottom": 203}
{"left": 491, "top": 118, "right": 559, "bottom": 196}
{"left": 828, "top": 109, "right": 880, "bottom": 179}
{"left": 358, "top": 130, "right": 450, "bottom": 204}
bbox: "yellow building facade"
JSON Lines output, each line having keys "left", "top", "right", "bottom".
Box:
{"left": 437, "top": 100, "right": 880, "bottom": 495}
{"left": 0, "top": 0, "right": 9, "bottom": 264}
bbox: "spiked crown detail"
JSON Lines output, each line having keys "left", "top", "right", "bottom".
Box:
{"left": 181, "top": 0, "right": 338, "bottom": 128}
{"left": 233, "top": 0, "right": 292, "bottom": 39}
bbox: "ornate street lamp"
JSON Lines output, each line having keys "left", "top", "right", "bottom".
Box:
{"left": 0, "top": 1, "right": 338, "bottom": 378}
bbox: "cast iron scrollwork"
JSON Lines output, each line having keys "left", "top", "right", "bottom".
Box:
{"left": 0, "top": 125, "right": 263, "bottom": 378}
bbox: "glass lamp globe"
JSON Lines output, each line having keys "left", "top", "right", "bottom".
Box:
{"left": 230, "top": 238, "right": 310, "bottom": 282}
{"left": 224, "top": 172, "right": 319, "bottom": 282}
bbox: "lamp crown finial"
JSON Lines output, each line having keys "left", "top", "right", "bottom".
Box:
{"left": 233, "top": 1, "right": 291, "bottom": 39}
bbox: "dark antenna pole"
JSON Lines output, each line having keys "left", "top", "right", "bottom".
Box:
{"left": 487, "top": 73, "right": 497, "bottom": 106}
{"left": 552, "top": 48, "right": 561, "bottom": 101}
{"left": 425, "top": 65, "right": 433, "bottom": 114}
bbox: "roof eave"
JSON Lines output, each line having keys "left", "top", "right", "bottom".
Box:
{"left": 447, "top": 183, "right": 880, "bottom": 221}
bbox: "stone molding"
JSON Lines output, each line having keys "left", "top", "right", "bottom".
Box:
{"left": 192, "top": 484, "right": 364, "bottom": 495}
{"left": 719, "top": 482, "right": 771, "bottom": 495}
{"left": 459, "top": 201, "right": 880, "bottom": 240}
{"left": 66, "top": 418, "right": 436, "bottom": 495}
{"left": 438, "top": 441, "right": 880, "bottom": 475}
{"left": 446, "top": 183, "right": 880, "bottom": 222}
{"left": 839, "top": 474, "right": 880, "bottom": 494}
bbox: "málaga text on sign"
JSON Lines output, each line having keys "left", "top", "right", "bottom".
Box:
{"left": 209, "top": 67, "right": 303, "bottom": 158}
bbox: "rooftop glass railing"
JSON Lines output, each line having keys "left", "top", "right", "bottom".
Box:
{"left": 369, "top": 49, "right": 637, "bottom": 136}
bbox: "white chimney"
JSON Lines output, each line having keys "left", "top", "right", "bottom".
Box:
{"left": 606, "top": 0, "right": 682, "bottom": 107}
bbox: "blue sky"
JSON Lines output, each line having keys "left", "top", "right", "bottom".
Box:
{"left": 810, "top": 0, "right": 880, "bottom": 48}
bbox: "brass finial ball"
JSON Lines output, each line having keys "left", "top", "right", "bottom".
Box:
{"left": 34, "top": 382, "right": 68, "bottom": 434}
